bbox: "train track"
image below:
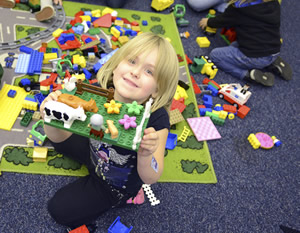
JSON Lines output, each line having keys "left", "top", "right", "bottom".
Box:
{"left": 0, "top": 4, "right": 65, "bottom": 50}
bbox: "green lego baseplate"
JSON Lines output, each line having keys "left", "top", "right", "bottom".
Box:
{"left": 43, "top": 90, "right": 150, "bottom": 151}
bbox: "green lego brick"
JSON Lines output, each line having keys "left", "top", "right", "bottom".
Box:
{"left": 43, "top": 91, "right": 150, "bottom": 151}
{"left": 20, "top": 111, "right": 33, "bottom": 127}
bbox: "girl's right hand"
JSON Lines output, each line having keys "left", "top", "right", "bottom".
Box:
{"left": 199, "top": 18, "right": 208, "bottom": 30}
{"left": 40, "top": 90, "right": 62, "bottom": 119}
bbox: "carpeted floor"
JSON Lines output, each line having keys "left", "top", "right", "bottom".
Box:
{"left": 0, "top": 0, "right": 299, "bottom": 232}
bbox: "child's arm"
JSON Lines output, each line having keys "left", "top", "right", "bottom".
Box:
{"left": 40, "top": 90, "right": 73, "bottom": 143}
{"left": 137, "top": 127, "right": 168, "bottom": 184}
{"left": 199, "top": 5, "right": 237, "bottom": 29}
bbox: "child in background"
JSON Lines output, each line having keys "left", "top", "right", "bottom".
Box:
{"left": 40, "top": 32, "right": 179, "bottom": 229}
{"left": 186, "top": 0, "right": 228, "bottom": 13}
{"left": 199, "top": 0, "right": 292, "bottom": 86}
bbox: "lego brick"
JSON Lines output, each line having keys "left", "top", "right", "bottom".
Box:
{"left": 0, "top": 84, "right": 28, "bottom": 130}
{"left": 187, "top": 117, "right": 221, "bottom": 141}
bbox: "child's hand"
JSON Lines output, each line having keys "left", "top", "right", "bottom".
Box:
{"left": 138, "top": 127, "right": 159, "bottom": 158}
{"left": 199, "top": 18, "right": 208, "bottom": 30}
{"left": 40, "top": 90, "right": 62, "bottom": 119}
{"left": 53, "top": 0, "right": 62, "bottom": 5}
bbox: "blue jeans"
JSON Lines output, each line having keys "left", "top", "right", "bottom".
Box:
{"left": 210, "top": 42, "right": 279, "bottom": 79}
{"left": 186, "top": 0, "right": 228, "bottom": 12}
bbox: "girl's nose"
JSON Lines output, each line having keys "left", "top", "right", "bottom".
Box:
{"left": 131, "top": 68, "right": 140, "bottom": 78}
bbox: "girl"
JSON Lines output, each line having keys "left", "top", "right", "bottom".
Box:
{"left": 40, "top": 32, "right": 179, "bottom": 229}
{"left": 199, "top": 0, "right": 292, "bottom": 86}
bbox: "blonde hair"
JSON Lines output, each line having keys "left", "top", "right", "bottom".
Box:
{"left": 228, "top": 0, "right": 273, "bottom": 5}
{"left": 97, "top": 32, "right": 179, "bottom": 113}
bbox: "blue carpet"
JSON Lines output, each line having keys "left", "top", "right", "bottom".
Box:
{"left": 0, "top": 0, "right": 299, "bottom": 232}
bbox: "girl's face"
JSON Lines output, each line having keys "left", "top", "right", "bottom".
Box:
{"left": 112, "top": 49, "right": 159, "bottom": 104}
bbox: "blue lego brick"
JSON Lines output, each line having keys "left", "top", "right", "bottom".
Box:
{"left": 72, "top": 25, "right": 84, "bottom": 35}
{"left": 85, "top": 37, "right": 93, "bottom": 43}
{"left": 58, "top": 35, "right": 66, "bottom": 44}
{"left": 130, "top": 30, "right": 137, "bottom": 36}
{"left": 86, "top": 21, "right": 91, "bottom": 28}
{"left": 27, "top": 50, "right": 44, "bottom": 75}
{"left": 115, "top": 26, "right": 123, "bottom": 36}
{"left": 64, "top": 33, "right": 75, "bottom": 41}
{"left": 51, "top": 48, "right": 59, "bottom": 54}
{"left": 82, "top": 68, "right": 92, "bottom": 80}
{"left": 124, "top": 28, "right": 131, "bottom": 36}
{"left": 7, "top": 89, "right": 17, "bottom": 98}
{"left": 206, "top": 84, "right": 219, "bottom": 96}
{"left": 98, "top": 48, "right": 119, "bottom": 65}
{"left": 93, "top": 62, "right": 102, "bottom": 73}
{"left": 166, "top": 132, "right": 177, "bottom": 150}
{"left": 142, "top": 20, "right": 148, "bottom": 26}
{"left": 73, "top": 64, "right": 79, "bottom": 71}
{"left": 213, "top": 105, "right": 223, "bottom": 111}
{"left": 84, "top": 11, "right": 92, "bottom": 17}
{"left": 19, "top": 45, "right": 33, "bottom": 54}
{"left": 100, "top": 38, "right": 106, "bottom": 44}
{"left": 108, "top": 216, "right": 133, "bottom": 233}
{"left": 15, "top": 54, "right": 30, "bottom": 74}
{"left": 199, "top": 107, "right": 212, "bottom": 116}
{"left": 202, "top": 94, "right": 213, "bottom": 108}
{"left": 34, "top": 93, "right": 46, "bottom": 107}
{"left": 91, "top": 16, "right": 98, "bottom": 22}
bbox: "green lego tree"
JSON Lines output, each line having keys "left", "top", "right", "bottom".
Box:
{"left": 4, "top": 147, "right": 33, "bottom": 166}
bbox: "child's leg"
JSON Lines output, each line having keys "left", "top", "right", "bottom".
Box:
{"left": 186, "top": 0, "right": 225, "bottom": 12}
{"left": 48, "top": 174, "right": 124, "bottom": 228}
{"left": 210, "top": 44, "right": 277, "bottom": 86}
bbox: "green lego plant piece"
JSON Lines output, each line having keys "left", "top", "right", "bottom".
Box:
{"left": 20, "top": 111, "right": 33, "bottom": 127}
{"left": 44, "top": 91, "right": 151, "bottom": 151}
{"left": 126, "top": 101, "right": 144, "bottom": 116}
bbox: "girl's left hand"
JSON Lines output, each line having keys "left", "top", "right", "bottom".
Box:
{"left": 53, "top": 0, "right": 63, "bottom": 5}
{"left": 138, "top": 127, "right": 159, "bottom": 157}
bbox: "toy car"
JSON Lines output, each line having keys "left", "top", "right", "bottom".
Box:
{"left": 218, "top": 83, "right": 251, "bottom": 108}
{"left": 18, "top": 78, "right": 37, "bottom": 92}
{"left": 28, "top": 120, "right": 47, "bottom": 146}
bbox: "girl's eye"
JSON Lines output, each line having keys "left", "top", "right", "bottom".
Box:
{"left": 128, "top": 59, "right": 136, "bottom": 64}
{"left": 146, "top": 69, "right": 154, "bottom": 76}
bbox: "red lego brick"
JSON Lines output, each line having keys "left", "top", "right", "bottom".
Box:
{"left": 131, "top": 21, "right": 139, "bottom": 26}
{"left": 202, "top": 77, "right": 210, "bottom": 85}
{"left": 193, "top": 83, "right": 201, "bottom": 95}
{"left": 75, "top": 10, "right": 84, "bottom": 18}
{"left": 171, "top": 99, "right": 186, "bottom": 113}
{"left": 237, "top": 105, "right": 250, "bottom": 119}
{"left": 223, "top": 104, "right": 237, "bottom": 113}
{"left": 69, "top": 224, "right": 89, "bottom": 233}
{"left": 185, "top": 54, "right": 193, "bottom": 64}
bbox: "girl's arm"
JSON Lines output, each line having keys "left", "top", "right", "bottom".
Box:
{"left": 137, "top": 127, "right": 168, "bottom": 184}
{"left": 40, "top": 90, "right": 73, "bottom": 143}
